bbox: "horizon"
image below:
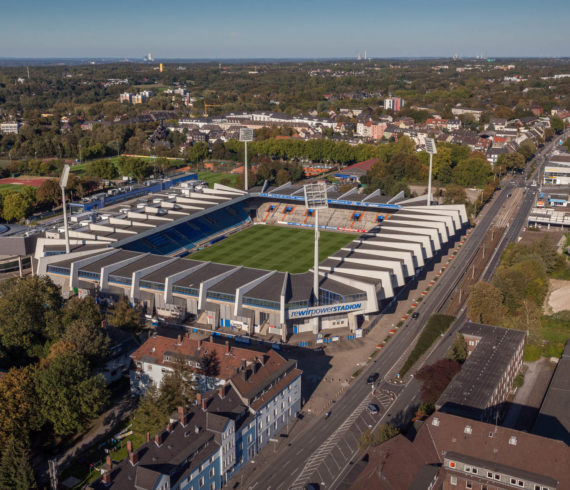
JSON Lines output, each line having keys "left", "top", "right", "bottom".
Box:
{"left": 1, "top": 0, "right": 569, "bottom": 59}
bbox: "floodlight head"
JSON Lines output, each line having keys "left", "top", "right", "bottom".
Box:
{"left": 425, "top": 138, "right": 437, "bottom": 155}
{"left": 304, "top": 182, "right": 328, "bottom": 209}
{"left": 239, "top": 127, "right": 254, "bottom": 142}
{"left": 60, "top": 164, "right": 71, "bottom": 189}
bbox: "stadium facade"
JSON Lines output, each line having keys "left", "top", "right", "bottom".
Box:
{"left": 35, "top": 178, "right": 467, "bottom": 341}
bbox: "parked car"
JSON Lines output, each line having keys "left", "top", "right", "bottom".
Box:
{"left": 367, "top": 403, "right": 379, "bottom": 415}
{"left": 412, "top": 312, "right": 420, "bottom": 319}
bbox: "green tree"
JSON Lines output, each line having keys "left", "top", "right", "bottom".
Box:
{"left": 0, "top": 276, "right": 63, "bottom": 360}
{"left": 108, "top": 296, "right": 140, "bottom": 332}
{"left": 467, "top": 281, "right": 506, "bottom": 325}
{"left": 550, "top": 116, "right": 565, "bottom": 133}
{"left": 275, "top": 168, "right": 291, "bottom": 186}
{"left": 86, "top": 160, "right": 118, "bottom": 180}
{"left": 372, "top": 423, "right": 400, "bottom": 446}
{"left": 62, "top": 319, "right": 110, "bottom": 366}
{"left": 0, "top": 435, "right": 37, "bottom": 490}
{"left": 132, "top": 384, "right": 170, "bottom": 437}
{"left": 497, "top": 152, "right": 525, "bottom": 172}
{"left": 62, "top": 296, "right": 102, "bottom": 328}
{"left": 443, "top": 184, "right": 466, "bottom": 204}
{"left": 1, "top": 192, "right": 33, "bottom": 222}
{"left": 159, "top": 353, "right": 197, "bottom": 412}
{"left": 446, "top": 333, "right": 468, "bottom": 363}
{"left": 452, "top": 158, "right": 491, "bottom": 187}
{"left": 35, "top": 353, "right": 108, "bottom": 435}
{"left": 518, "top": 140, "right": 536, "bottom": 161}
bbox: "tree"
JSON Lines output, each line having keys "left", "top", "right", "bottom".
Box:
{"left": 467, "top": 281, "right": 506, "bottom": 325}
{"left": 446, "top": 334, "right": 468, "bottom": 363}
{"left": 62, "top": 296, "right": 102, "bottom": 328}
{"left": 275, "top": 168, "right": 291, "bottom": 186}
{"left": 86, "top": 160, "right": 118, "bottom": 180}
{"left": 35, "top": 353, "right": 108, "bottom": 435}
{"left": 200, "top": 351, "right": 220, "bottom": 377}
{"left": 518, "top": 298, "right": 541, "bottom": 343}
{"left": 0, "top": 366, "right": 44, "bottom": 446}
{"left": 443, "top": 184, "right": 466, "bottom": 204}
{"left": 372, "top": 424, "right": 400, "bottom": 446}
{"left": 0, "top": 435, "right": 37, "bottom": 490}
{"left": 0, "top": 276, "right": 63, "bottom": 360}
{"left": 551, "top": 116, "right": 565, "bottom": 134}
{"left": 1, "top": 192, "right": 32, "bottom": 222}
{"left": 452, "top": 157, "right": 491, "bottom": 187}
{"left": 497, "top": 152, "right": 525, "bottom": 172}
{"left": 518, "top": 140, "right": 536, "bottom": 161}
{"left": 159, "top": 353, "right": 197, "bottom": 412}
{"left": 108, "top": 296, "right": 140, "bottom": 332}
{"left": 415, "top": 359, "right": 461, "bottom": 404}
{"left": 412, "top": 403, "right": 435, "bottom": 422}
{"left": 132, "top": 384, "right": 170, "bottom": 437}
{"left": 63, "top": 319, "right": 110, "bottom": 366}
{"left": 36, "top": 179, "right": 60, "bottom": 207}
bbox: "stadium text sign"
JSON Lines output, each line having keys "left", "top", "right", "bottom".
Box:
{"left": 288, "top": 302, "right": 363, "bottom": 319}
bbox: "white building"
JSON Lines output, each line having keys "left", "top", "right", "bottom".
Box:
{"left": 0, "top": 121, "right": 21, "bottom": 134}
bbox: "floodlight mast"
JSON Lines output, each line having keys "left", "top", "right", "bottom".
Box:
{"left": 425, "top": 138, "right": 437, "bottom": 207}
{"left": 304, "top": 183, "right": 328, "bottom": 305}
{"left": 59, "top": 165, "right": 71, "bottom": 254}
{"left": 239, "top": 128, "right": 254, "bottom": 191}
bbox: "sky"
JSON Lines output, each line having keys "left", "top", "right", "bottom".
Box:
{"left": 1, "top": 0, "right": 569, "bottom": 59}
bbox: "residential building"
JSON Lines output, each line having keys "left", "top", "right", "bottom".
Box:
{"left": 350, "top": 411, "right": 570, "bottom": 490}
{"left": 0, "top": 121, "right": 21, "bottom": 134}
{"left": 437, "top": 322, "right": 525, "bottom": 423}
{"left": 87, "top": 350, "right": 302, "bottom": 489}
{"left": 384, "top": 97, "right": 404, "bottom": 112}
{"left": 130, "top": 333, "right": 266, "bottom": 394}
{"left": 119, "top": 92, "right": 132, "bottom": 103}
{"left": 451, "top": 107, "right": 484, "bottom": 122}
{"left": 532, "top": 341, "right": 570, "bottom": 445}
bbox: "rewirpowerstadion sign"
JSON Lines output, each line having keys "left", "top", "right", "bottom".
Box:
{"left": 288, "top": 302, "right": 364, "bottom": 319}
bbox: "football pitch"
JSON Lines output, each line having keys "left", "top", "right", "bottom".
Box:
{"left": 188, "top": 225, "right": 356, "bottom": 273}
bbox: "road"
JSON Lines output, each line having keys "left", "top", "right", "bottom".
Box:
{"left": 239, "top": 134, "right": 568, "bottom": 490}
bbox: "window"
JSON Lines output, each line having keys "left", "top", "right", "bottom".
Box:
{"left": 449, "top": 461, "right": 456, "bottom": 468}
{"left": 450, "top": 476, "right": 457, "bottom": 486}
{"left": 518, "top": 482, "right": 524, "bottom": 487}
{"left": 495, "top": 474, "right": 501, "bottom": 480}
{"left": 199, "top": 477, "right": 205, "bottom": 488}
{"left": 248, "top": 434, "right": 253, "bottom": 444}
{"left": 487, "top": 472, "right": 493, "bottom": 478}
{"left": 210, "top": 483, "right": 216, "bottom": 490}
{"left": 465, "top": 466, "right": 471, "bottom": 472}
{"left": 210, "top": 467, "right": 215, "bottom": 477}
{"left": 511, "top": 479, "right": 517, "bottom": 485}
{"left": 466, "top": 482, "right": 472, "bottom": 489}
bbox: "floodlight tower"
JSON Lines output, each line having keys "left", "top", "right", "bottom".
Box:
{"left": 59, "top": 164, "right": 71, "bottom": 254}
{"left": 425, "top": 137, "right": 437, "bottom": 207}
{"left": 239, "top": 128, "right": 254, "bottom": 191}
{"left": 304, "top": 183, "right": 328, "bottom": 305}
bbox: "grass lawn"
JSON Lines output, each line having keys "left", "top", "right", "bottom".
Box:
{"left": 0, "top": 183, "right": 24, "bottom": 192}
{"left": 189, "top": 225, "right": 355, "bottom": 273}
{"left": 197, "top": 171, "right": 238, "bottom": 188}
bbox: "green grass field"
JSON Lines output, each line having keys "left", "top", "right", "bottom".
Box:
{"left": 0, "top": 184, "right": 24, "bottom": 192}
{"left": 189, "top": 225, "right": 355, "bottom": 273}
{"left": 197, "top": 171, "right": 238, "bottom": 188}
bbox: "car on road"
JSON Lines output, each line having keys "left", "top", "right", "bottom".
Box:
{"left": 367, "top": 403, "right": 379, "bottom": 415}
{"left": 367, "top": 372, "right": 379, "bottom": 384}
{"left": 411, "top": 312, "right": 419, "bottom": 319}
{"left": 324, "top": 411, "right": 332, "bottom": 419}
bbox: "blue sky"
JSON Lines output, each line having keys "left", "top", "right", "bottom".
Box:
{"left": 1, "top": 0, "right": 569, "bottom": 58}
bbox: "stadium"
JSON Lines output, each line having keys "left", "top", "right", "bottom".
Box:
{"left": 34, "top": 176, "right": 467, "bottom": 342}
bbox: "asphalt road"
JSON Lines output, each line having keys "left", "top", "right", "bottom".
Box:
{"left": 241, "top": 135, "right": 566, "bottom": 490}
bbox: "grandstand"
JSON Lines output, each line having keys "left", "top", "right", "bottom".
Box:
{"left": 34, "top": 179, "right": 468, "bottom": 342}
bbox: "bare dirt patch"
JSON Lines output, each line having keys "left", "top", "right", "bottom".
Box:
{"left": 547, "top": 279, "right": 570, "bottom": 314}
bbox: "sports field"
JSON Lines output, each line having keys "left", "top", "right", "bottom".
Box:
{"left": 189, "top": 225, "right": 355, "bottom": 273}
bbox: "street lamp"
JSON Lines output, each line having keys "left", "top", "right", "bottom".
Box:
{"left": 425, "top": 137, "right": 437, "bottom": 207}
{"left": 59, "top": 164, "right": 71, "bottom": 254}
{"left": 239, "top": 127, "right": 254, "bottom": 191}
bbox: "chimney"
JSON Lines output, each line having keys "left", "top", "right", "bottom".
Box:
{"left": 177, "top": 334, "right": 182, "bottom": 345}
{"left": 241, "top": 359, "right": 246, "bottom": 370}
{"left": 225, "top": 340, "right": 230, "bottom": 353}
{"left": 102, "top": 471, "right": 111, "bottom": 485}
{"left": 196, "top": 393, "right": 202, "bottom": 406}
{"left": 106, "top": 455, "right": 112, "bottom": 470}
{"left": 167, "top": 421, "right": 174, "bottom": 432}
{"left": 241, "top": 368, "right": 248, "bottom": 382}
{"left": 209, "top": 335, "right": 213, "bottom": 343}
{"left": 146, "top": 431, "right": 150, "bottom": 443}
{"left": 129, "top": 449, "right": 139, "bottom": 466}
{"left": 178, "top": 406, "right": 185, "bottom": 425}
{"left": 202, "top": 396, "right": 207, "bottom": 411}
{"left": 155, "top": 432, "right": 163, "bottom": 447}
{"left": 219, "top": 384, "right": 225, "bottom": 399}
{"left": 126, "top": 440, "right": 133, "bottom": 453}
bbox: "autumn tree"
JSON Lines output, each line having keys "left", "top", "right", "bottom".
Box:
{"left": 62, "top": 319, "right": 110, "bottom": 366}
{"left": 0, "top": 366, "right": 44, "bottom": 446}
{"left": 467, "top": 281, "right": 506, "bottom": 325}
{"left": 36, "top": 179, "right": 61, "bottom": 207}
{"left": 132, "top": 384, "right": 170, "bottom": 437}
